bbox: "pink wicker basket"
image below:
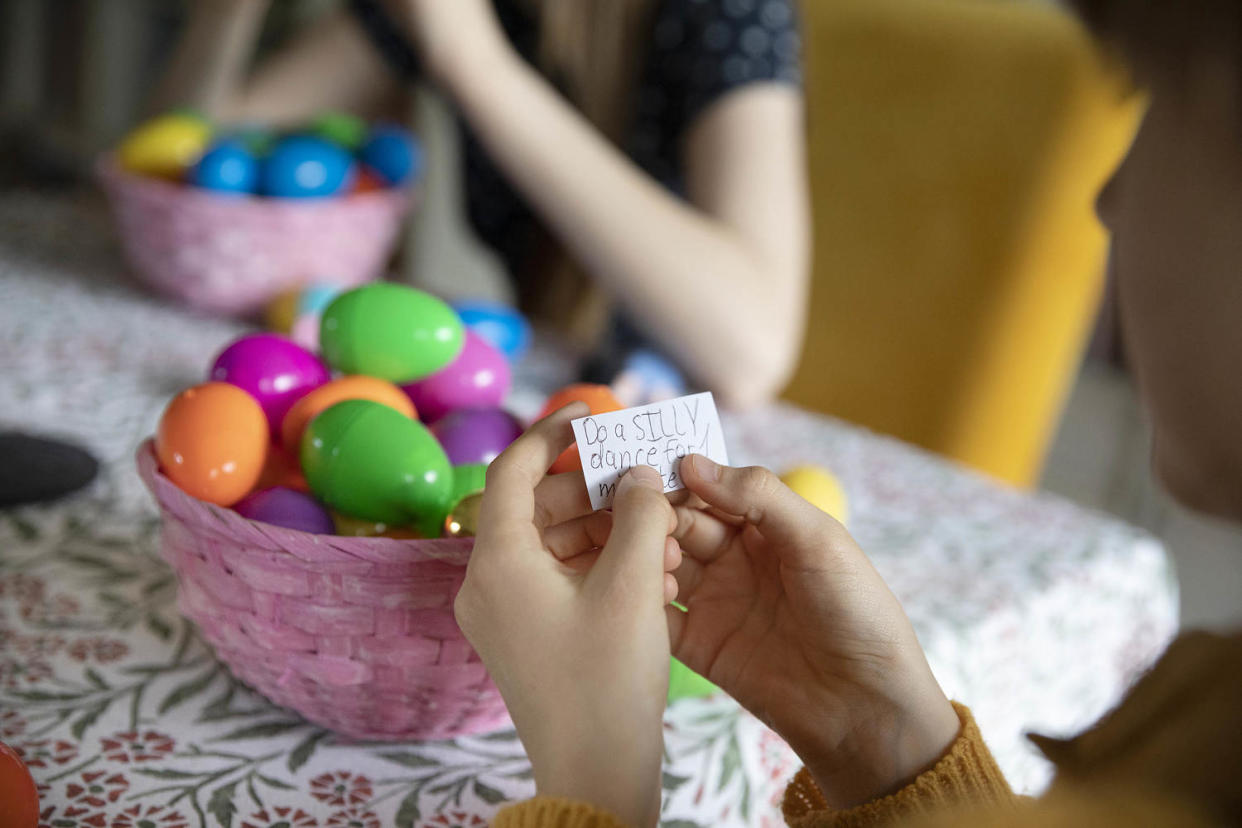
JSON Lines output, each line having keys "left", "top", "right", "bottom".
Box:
{"left": 98, "top": 159, "right": 411, "bottom": 316}
{"left": 136, "top": 441, "right": 510, "bottom": 740}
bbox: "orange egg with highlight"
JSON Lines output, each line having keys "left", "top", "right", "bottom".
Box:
{"left": 537, "top": 383, "right": 623, "bottom": 474}
{"left": 156, "top": 382, "right": 269, "bottom": 505}
{"left": 280, "top": 375, "right": 416, "bottom": 455}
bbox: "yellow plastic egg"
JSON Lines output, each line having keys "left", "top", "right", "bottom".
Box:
{"left": 780, "top": 466, "right": 849, "bottom": 526}
{"left": 265, "top": 288, "right": 301, "bottom": 334}
{"left": 117, "top": 114, "right": 212, "bottom": 179}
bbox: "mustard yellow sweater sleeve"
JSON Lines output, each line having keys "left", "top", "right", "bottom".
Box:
{"left": 782, "top": 702, "right": 1014, "bottom": 827}
{"left": 493, "top": 703, "right": 1011, "bottom": 828}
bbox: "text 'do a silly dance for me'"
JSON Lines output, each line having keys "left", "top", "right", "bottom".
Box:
{"left": 571, "top": 392, "right": 729, "bottom": 510}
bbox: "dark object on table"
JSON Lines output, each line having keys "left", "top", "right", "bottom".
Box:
{"left": 0, "top": 433, "right": 99, "bottom": 507}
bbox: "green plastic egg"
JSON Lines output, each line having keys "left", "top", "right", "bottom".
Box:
{"left": 310, "top": 111, "right": 368, "bottom": 150}
{"left": 451, "top": 463, "right": 488, "bottom": 502}
{"left": 319, "top": 284, "right": 465, "bottom": 383}
{"left": 301, "top": 399, "right": 454, "bottom": 535}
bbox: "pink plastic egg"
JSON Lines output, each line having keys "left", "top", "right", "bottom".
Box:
{"left": 209, "top": 333, "right": 331, "bottom": 435}
{"left": 401, "top": 330, "right": 510, "bottom": 422}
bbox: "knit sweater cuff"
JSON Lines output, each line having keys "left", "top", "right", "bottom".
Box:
{"left": 493, "top": 796, "right": 630, "bottom": 828}
{"left": 782, "top": 702, "right": 1014, "bottom": 827}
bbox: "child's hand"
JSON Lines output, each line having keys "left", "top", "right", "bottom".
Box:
{"left": 454, "top": 404, "right": 679, "bottom": 828}
{"left": 670, "top": 455, "right": 961, "bottom": 808}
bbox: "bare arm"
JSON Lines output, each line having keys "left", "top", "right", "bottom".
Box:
{"left": 150, "top": 2, "right": 406, "bottom": 125}
{"left": 404, "top": 2, "right": 810, "bottom": 407}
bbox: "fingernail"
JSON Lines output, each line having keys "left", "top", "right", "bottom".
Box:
{"left": 690, "top": 454, "right": 720, "bottom": 481}
{"left": 620, "top": 465, "right": 662, "bottom": 490}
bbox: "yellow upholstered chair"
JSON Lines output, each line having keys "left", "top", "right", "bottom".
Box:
{"left": 785, "top": 0, "right": 1142, "bottom": 486}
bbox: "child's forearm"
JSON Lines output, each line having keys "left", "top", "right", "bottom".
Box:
{"left": 147, "top": 0, "right": 271, "bottom": 117}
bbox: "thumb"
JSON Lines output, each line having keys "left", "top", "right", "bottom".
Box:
{"left": 587, "top": 466, "right": 675, "bottom": 604}
{"left": 679, "top": 454, "right": 844, "bottom": 561}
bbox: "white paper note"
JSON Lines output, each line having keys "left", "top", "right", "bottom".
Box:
{"left": 571, "top": 391, "right": 729, "bottom": 510}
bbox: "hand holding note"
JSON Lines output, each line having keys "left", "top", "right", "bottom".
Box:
{"left": 570, "top": 392, "right": 730, "bottom": 510}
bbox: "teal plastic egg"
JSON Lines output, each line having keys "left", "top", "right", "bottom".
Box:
{"left": 301, "top": 399, "right": 454, "bottom": 535}
{"left": 319, "top": 284, "right": 465, "bottom": 383}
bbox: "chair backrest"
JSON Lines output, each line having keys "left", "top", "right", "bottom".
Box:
{"left": 785, "top": 0, "right": 1142, "bottom": 486}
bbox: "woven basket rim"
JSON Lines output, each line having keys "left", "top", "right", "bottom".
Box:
{"left": 95, "top": 155, "right": 413, "bottom": 211}
{"left": 136, "top": 440, "right": 473, "bottom": 566}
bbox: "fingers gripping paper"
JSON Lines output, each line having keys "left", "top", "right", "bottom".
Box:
{"left": 571, "top": 392, "right": 729, "bottom": 510}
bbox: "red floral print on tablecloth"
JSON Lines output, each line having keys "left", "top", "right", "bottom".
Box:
{"left": 37, "top": 804, "right": 107, "bottom": 828}
{"left": 110, "top": 803, "right": 191, "bottom": 828}
{"left": 310, "top": 770, "right": 374, "bottom": 807}
{"left": 20, "top": 593, "right": 80, "bottom": 625}
{"left": 0, "top": 573, "right": 46, "bottom": 603}
{"left": 17, "top": 738, "right": 79, "bottom": 768}
{"left": 0, "top": 708, "right": 26, "bottom": 740}
{"left": 67, "top": 636, "right": 129, "bottom": 663}
{"left": 14, "top": 632, "right": 67, "bottom": 657}
{"left": 325, "top": 807, "right": 381, "bottom": 828}
{"left": 63, "top": 769, "right": 129, "bottom": 806}
{"left": 419, "top": 812, "right": 488, "bottom": 827}
{"left": 241, "top": 806, "right": 318, "bottom": 828}
{"left": 0, "top": 656, "right": 53, "bottom": 688}
{"left": 100, "top": 730, "right": 175, "bottom": 763}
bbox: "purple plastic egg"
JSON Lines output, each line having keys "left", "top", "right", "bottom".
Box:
{"left": 402, "top": 331, "right": 510, "bottom": 423}
{"left": 210, "top": 333, "right": 330, "bottom": 435}
{"left": 234, "top": 487, "right": 335, "bottom": 534}
{"left": 430, "top": 407, "right": 524, "bottom": 466}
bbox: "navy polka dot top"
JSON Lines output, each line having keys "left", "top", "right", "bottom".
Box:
{"left": 351, "top": 0, "right": 802, "bottom": 279}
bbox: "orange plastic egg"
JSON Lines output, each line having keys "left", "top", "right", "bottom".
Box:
{"left": 156, "top": 382, "right": 269, "bottom": 505}
{"left": 537, "top": 383, "right": 623, "bottom": 474}
{"left": 255, "top": 445, "right": 311, "bottom": 493}
{"left": 280, "top": 375, "right": 416, "bottom": 455}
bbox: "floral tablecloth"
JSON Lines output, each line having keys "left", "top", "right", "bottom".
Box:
{"left": 0, "top": 194, "right": 1178, "bottom": 827}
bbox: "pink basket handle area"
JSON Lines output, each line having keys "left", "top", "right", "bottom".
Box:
{"left": 136, "top": 441, "right": 474, "bottom": 567}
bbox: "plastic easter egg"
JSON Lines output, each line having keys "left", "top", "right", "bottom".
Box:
{"left": 539, "top": 384, "right": 623, "bottom": 474}
{"left": 780, "top": 466, "right": 849, "bottom": 526}
{"left": 612, "top": 348, "right": 687, "bottom": 407}
{"left": 359, "top": 125, "right": 421, "bottom": 186}
{"left": 156, "top": 382, "right": 268, "bottom": 505}
{"left": 191, "top": 139, "right": 258, "bottom": 194}
{"left": 444, "top": 491, "right": 483, "bottom": 538}
{"left": 668, "top": 658, "right": 717, "bottom": 702}
{"left": 280, "top": 374, "right": 416, "bottom": 455}
{"left": 221, "top": 124, "right": 276, "bottom": 157}
{"left": 402, "top": 331, "right": 511, "bottom": 422}
{"left": 234, "top": 487, "right": 335, "bottom": 534}
{"left": 309, "top": 111, "right": 368, "bottom": 150}
{"left": 352, "top": 168, "right": 387, "bottom": 194}
{"left": 0, "top": 741, "right": 39, "bottom": 828}
{"left": 319, "top": 283, "right": 465, "bottom": 382}
{"left": 255, "top": 445, "right": 310, "bottom": 493}
{"left": 209, "top": 334, "right": 330, "bottom": 435}
{"left": 266, "top": 288, "right": 301, "bottom": 334}
{"left": 297, "top": 283, "right": 343, "bottom": 316}
{"left": 430, "top": 408, "right": 523, "bottom": 466}
{"left": 452, "top": 463, "right": 488, "bottom": 502}
{"left": 118, "top": 113, "right": 212, "bottom": 179}
{"left": 301, "top": 400, "right": 453, "bottom": 535}
{"left": 332, "top": 512, "right": 421, "bottom": 538}
{"left": 260, "top": 135, "right": 355, "bottom": 198}
{"left": 452, "top": 301, "right": 532, "bottom": 361}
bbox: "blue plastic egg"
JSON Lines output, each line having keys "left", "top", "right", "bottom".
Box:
{"left": 191, "top": 139, "right": 259, "bottom": 194}
{"left": 451, "top": 301, "right": 532, "bottom": 361}
{"left": 297, "top": 283, "right": 344, "bottom": 317}
{"left": 359, "top": 126, "right": 421, "bottom": 186}
{"left": 261, "top": 136, "right": 355, "bottom": 198}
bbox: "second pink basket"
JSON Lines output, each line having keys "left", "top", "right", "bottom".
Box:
{"left": 99, "top": 159, "right": 411, "bottom": 316}
{"left": 137, "top": 442, "right": 510, "bottom": 741}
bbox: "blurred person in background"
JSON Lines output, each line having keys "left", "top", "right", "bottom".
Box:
{"left": 154, "top": 0, "right": 811, "bottom": 408}
{"left": 452, "top": 0, "right": 1242, "bottom": 824}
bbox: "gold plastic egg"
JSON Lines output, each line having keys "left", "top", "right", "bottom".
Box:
{"left": 444, "top": 492, "right": 484, "bottom": 538}
{"left": 780, "top": 466, "right": 849, "bottom": 526}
